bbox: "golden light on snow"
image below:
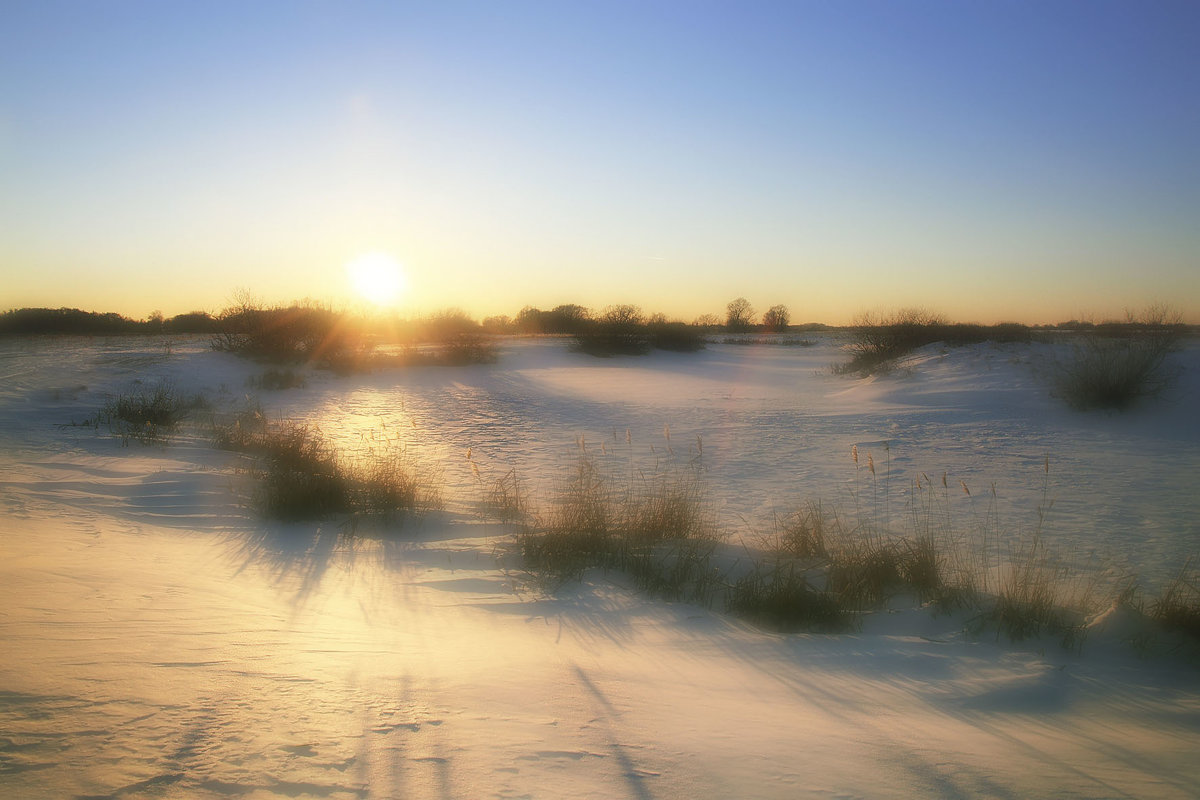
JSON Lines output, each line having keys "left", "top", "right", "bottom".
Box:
{"left": 345, "top": 252, "right": 407, "bottom": 307}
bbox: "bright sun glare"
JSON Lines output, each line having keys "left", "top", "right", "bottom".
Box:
{"left": 345, "top": 251, "right": 407, "bottom": 307}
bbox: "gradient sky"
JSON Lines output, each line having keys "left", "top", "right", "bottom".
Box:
{"left": 2, "top": 0, "right": 1198, "bottom": 323}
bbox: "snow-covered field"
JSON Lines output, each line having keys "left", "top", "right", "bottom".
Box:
{"left": 2, "top": 333, "right": 1198, "bottom": 799}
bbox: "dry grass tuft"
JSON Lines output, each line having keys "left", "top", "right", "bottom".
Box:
{"left": 773, "top": 501, "right": 834, "bottom": 560}
{"left": 512, "top": 455, "right": 721, "bottom": 599}
{"left": 215, "top": 415, "right": 440, "bottom": 522}
{"left": 1151, "top": 560, "right": 1200, "bottom": 640}
{"left": 728, "top": 561, "right": 847, "bottom": 632}
{"left": 88, "top": 380, "right": 206, "bottom": 444}
{"left": 482, "top": 468, "right": 532, "bottom": 527}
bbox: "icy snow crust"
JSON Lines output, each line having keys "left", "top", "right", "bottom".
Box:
{"left": 1, "top": 333, "right": 1198, "bottom": 799}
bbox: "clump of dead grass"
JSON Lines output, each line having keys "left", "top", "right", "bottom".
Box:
{"left": 1150, "top": 560, "right": 1200, "bottom": 640}
{"left": 480, "top": 467, "right": 532, "bottom": 528}
{"left": 976, "top": 532, "right": 1090, "bottom": 648}
{"left": 214, "top": 414, "right": 441, "bottom": 522}
{"left": 83, "top": 380, "right": 206, "bottom": 444}
{"left": 492, "top": 434, "right": 1197, "bottom": 651}
{"left": 500, "top": 452, "right": 722, "bottom": 603}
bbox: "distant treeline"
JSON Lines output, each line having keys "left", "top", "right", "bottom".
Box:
{"left": 0, "top": 302, "right": 827, "bottom": 338}
{"left": 0, "top": 307, "right": 219, "bottom": 336}
{"left": 2, "top": 304, "right": 1193, "bottom": 339}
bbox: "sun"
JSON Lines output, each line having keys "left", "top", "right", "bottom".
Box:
{"left": 345, "top": 252, "right": 407, "bottom": 307}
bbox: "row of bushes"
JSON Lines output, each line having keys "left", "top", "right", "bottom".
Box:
{"left": 208, "top": 301, "right": 708, "bottom": 363}
{"left": 494, "top": 454, "right": 1199, "bottom": 650}
{"left": 2, "top": 300, "right": 812, "bottom": 350}
{"left": 210, "top": 303, "right": 500, "bottom": 368}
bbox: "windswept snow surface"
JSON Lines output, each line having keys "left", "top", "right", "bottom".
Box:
{"left": 2, "top": 334, "right": 1199, "bottom": 799}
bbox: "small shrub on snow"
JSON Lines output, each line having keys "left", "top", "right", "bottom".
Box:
{"left": 92, "top": 381, "right": 205, "bottom": 444}
{"left": 1056, "top": 305, "right": 1185, "bottom": 411}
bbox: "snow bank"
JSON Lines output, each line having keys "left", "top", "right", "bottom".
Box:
{"left": 2, "top": 334, "right": 1198, "bottom": 798}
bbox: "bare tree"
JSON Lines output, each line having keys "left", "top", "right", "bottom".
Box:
{"left": 726, "top": 297, "right": 756, "bottom": 332}
{"left": 549, "top": 304, "right": 591, "bottom": 334}
{"left": 602, "top": 304, "right": 645, "bottom": 327}
{"left": 763, "top": 304, "right": 790, "bottom": 332}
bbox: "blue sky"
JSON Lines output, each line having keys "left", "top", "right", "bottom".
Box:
{"left": 2, "top": 1, "right": 1197, "bottom": 322}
